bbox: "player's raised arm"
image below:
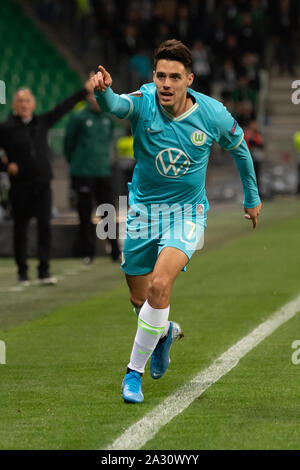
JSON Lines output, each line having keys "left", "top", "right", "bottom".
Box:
{"left": 89, "top": 66, "right": 132, "bottom": 119}
{"left": 90, "top": 66, "right": 113, "bottom": 92}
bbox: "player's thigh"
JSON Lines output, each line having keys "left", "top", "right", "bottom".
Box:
{"left": 157, "top": 208, "right": 206, "bottom": 274}
{"left": 152, "top": 246, "right": 188, "bottom": 287}
{"left": 122, "top": 235, "right": 158, "bottom": 305}
{"left": 146, "top": 247, "right": 188, "bottom": 308}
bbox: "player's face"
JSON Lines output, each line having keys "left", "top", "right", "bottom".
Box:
{"left": 12, "top": 90, "right": 36, "bottom": 119}
{"left": 153, "top": 60, "right": 194, "bottom": 112}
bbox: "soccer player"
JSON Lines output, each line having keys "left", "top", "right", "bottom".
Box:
{"left": 90, "top": 39, "right": 262, "bottom": 404}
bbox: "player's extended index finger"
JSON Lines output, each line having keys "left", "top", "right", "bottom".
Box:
{"left": 252, "top": 215, "right": 257, "bottom": 229}
{"left": 98, "top": 65, "right": 108, "bottom": 76}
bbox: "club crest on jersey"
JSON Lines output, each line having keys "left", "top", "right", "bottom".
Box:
{"left": 191, "top": 130, "right": 207, "bottom": 146}
{"left": 155, "top": 148, "right": 190, "bottom": 178}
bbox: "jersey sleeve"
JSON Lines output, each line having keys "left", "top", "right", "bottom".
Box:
{"left": 94, "top": 88, "right": 130, "bottom": 119}
{"left": 94, "top": 88, "right": 145, "bottom": 122}
{"left": 119, "top": 90, "right": 147, "bottom": 124}
{"left": 230, "top": 138, "right": 261, "bottom": 208}
{"left": 214, "top": 102, "right": 260, "bottom": 208}
{"left": 216, "top": 104, "right": 244, "bottom": 151}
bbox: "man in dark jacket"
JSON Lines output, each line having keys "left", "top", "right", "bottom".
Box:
{"left": 0, "top": 83, "right": 90, "bottom": 285}
{"left": 64, "top": 92, "right": 120, "bottom": 263}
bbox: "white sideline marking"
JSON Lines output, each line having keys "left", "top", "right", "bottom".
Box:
{"left": 106, "top": 294, "right": 300, "bottom": 450}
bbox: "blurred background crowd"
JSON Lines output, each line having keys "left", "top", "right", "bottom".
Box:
{"left": 33, "top": 0, "right": 299, "bottom": 126}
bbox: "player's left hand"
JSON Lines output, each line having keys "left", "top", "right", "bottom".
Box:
{"left": 244, "top": 202, "right": 262, "bottom": 229}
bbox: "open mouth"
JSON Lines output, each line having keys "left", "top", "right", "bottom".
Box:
{"left": 160, "top": 91, "right": 174, "bottom": 100}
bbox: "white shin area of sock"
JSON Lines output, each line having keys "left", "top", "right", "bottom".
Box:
{"left": 128, "top": 300, "right": 170, "bottom": 374}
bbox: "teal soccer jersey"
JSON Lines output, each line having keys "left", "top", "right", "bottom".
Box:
{"left": 119, "top": 83, "right": 256, "bottom": 211}
{"left": 95, "top": 83, "right": 260, "bottom": 275}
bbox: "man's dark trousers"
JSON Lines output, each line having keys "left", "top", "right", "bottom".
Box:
{"left": 72, "top": 176, "right": 120, "bottom": 260}
{"left": 10, "top": 181, "right": 51, "bottom": 278}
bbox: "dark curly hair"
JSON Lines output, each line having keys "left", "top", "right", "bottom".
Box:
{"left": 154, "top": 39, "right": 193, "bottom": 72}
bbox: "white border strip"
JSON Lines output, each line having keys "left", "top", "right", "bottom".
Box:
{"left": 106, "top": 294, "right": 300, "bottom": 450}
{"left": 120, "top": 94, "right": 134, "bottom": 119}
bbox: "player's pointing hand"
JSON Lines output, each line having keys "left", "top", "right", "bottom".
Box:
{"left": 90, "top": 66, "right": 113, "bottom": 92}
{"left": 244, "top": 202, "right": 262, "bottom": 229}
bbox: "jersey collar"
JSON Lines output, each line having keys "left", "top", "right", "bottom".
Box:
{"left": 158, "top": 94, "right": 198, "bottom": 122}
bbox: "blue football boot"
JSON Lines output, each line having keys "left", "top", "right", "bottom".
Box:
{"left": 150, "top": 321, "right": 183, "bottom": 380}
{"left": 122, "top": 371, "right": 144, "bottom": 403}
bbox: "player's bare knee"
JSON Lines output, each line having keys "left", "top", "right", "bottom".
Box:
{"left": 148, "top": 276, "right": 170, "bottom": 301}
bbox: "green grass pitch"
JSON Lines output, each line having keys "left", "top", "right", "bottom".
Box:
{"left": 0, "top": 197, "right": 299, "bottom": 450}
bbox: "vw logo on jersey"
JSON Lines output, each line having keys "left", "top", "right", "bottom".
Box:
{"left": 191, "top": 130, "right": 207, "bottom": 146}
{"left": 86, "top": 119, "right": 93, "bottom": 127}
{"left": 155, "top": 148, "right": 190, "bottom": 178}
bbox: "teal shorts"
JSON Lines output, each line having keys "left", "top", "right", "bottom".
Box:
{"left": 121, "top": 204, "right": 207, "bottom": 276}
